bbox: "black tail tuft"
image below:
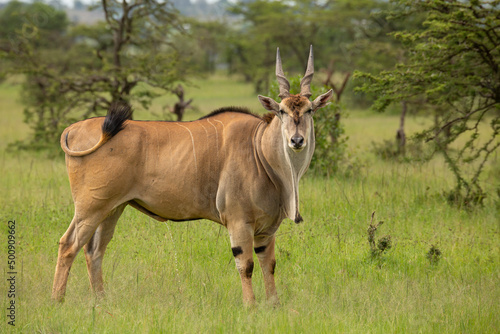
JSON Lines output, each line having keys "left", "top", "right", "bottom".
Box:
{"left": 102, "top": 102, "right": 133, "bottom": 138}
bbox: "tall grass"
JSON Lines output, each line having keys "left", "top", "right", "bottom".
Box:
{"left": 0, "top": 77, "right": 498, "bottom": 333}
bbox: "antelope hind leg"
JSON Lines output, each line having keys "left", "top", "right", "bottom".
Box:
{"left": 83, "top": 203, "right": 127, "bottom": 297}
{"left": 52, "top": 208, "right": 114, "bottom": 302}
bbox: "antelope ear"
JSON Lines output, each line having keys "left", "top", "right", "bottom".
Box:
{"left": 258, "top": 95, "right": 280, "bottom": 113}
{"left": 312, "top": 89, "right": 333, "bottom": 111}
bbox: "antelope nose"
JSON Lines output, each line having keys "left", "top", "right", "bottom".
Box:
{"left": 291, "top": 135, "right": 304, "bottom": 149}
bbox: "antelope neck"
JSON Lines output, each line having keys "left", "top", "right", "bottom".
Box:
{"left": 255, "top": 116, "right": 315, "bottom": 222}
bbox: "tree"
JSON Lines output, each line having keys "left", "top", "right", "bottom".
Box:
{"left": 0, "top": 0, "right": 68, "bottom": 50}
{"left": 173, "top": 18, "right": 230, "bottom": 74}
{"left": 0, "top": 0, "right": 189, "bottom": 149}
{"left": 227, "top": 0, "right": 329, "bottom": 92}
{"left": 356, "top": 0, "right": 500, "bottom": 206}
{"left": 167, "top": 84, "right": 193, "bottom": 121}
{"left": 0, "top": 1, "right": 72, "bottom": 146}
{"left": 225, "top": 0, "right": 413, "bottom": 104}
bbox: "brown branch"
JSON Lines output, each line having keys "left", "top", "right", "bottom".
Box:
{"left": 322, "top": 59, "right": 335, "bottom": 87}
{"left": 169, "top": 85, "right": 193, "bottom": 121}
{"left": 101, "top": 0, "right": 112, "bottom": 26}
{"left": 426, "top": 101, "right": 497, "bottom": 142}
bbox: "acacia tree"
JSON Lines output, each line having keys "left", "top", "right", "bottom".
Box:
{"left": 356, "top": 0, "right": 500, "bottom": 206}
{"left": 0, "top": 0, "right": 188, "bottom": 148}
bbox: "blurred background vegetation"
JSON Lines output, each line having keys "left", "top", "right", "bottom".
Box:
{"left": 0, "top": 0, "right": 499, "bottom": 206}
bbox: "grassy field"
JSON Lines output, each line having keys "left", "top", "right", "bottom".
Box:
{"left": 0, "top": 76, "right": 499, "bottom": 333}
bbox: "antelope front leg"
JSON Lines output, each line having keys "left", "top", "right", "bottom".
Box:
{"left": 228, "top": 223, "right": 255, "bottom": 306}
{"left": 254, "top": 235, "right": 279, "bottom": 305}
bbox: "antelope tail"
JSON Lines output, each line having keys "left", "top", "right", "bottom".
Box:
{"left": 61, "top": 103, "right": 133, "bottom": 157}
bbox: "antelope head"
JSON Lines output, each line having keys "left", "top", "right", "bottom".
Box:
{"left": 258, "top": 46, "right": 333, "bottom": 152}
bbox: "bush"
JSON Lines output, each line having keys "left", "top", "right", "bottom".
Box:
{"left": 371, "top": 138, "right": 429, "bottom": 162}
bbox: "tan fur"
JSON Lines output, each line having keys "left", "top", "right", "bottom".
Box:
{"left": 53, "top": 47, "right": 333, "bottom": 306}
{"left": 52, "top": 111, "right": 316, "bottom": 305}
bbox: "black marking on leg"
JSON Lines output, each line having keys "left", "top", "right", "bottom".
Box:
{"left": 271, "top": 259, "right": 276, "bottom": 275}
{"left": 245, "top": 260, "right": 254, "bottom": 279}
{"left": 231, "top": 246, "right": 243, "bottom": 257}
{"left": 254, "top": 246, "right": 266, "bottom": 254}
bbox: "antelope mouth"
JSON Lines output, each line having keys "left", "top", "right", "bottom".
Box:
{"left": 289, "top": 142, "right": 306, "bottom": 152}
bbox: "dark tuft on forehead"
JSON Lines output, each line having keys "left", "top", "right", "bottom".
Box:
{"left": 283, "top": 94, "right": 309, "bottom": 111}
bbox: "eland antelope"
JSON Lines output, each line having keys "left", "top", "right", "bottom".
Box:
{"left": 52, "top": 46, "right": 333, "bottom": 305}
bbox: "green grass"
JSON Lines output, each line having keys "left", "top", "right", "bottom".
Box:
{"left": 0, "top": 76, "right": 499, "bottom": 333}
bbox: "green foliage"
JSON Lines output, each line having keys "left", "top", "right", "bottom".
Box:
{"left": 227, "top": 0, "right": 337, "bottom": 92}
{"left": 0, "top": 0, "right": 188, "bottom": 150}
{"left": 427, "top": 245, "right": 442, "bottom": 265}
{"left": 367, "top": 212, "right": 392, "bottom": 257}
{"left": 175, "top": 19, "right": 230, "bottom": 74}
{"left": 371, "top": 138, "right": 430, "bottom": 162}
{"left": 226, "top": 0, "right": 414, "bottom": 106}
{"left": 0, "top": 0, "right": 68, "bottom": 49}
{"left": 268, "top": 75, "right": 348, "bottom": 176}
{"left": 355, "top": 0, "right": 500, "bottom": 206}
{"left": 0, "top": 1, "right": 74, "bottom": 148}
